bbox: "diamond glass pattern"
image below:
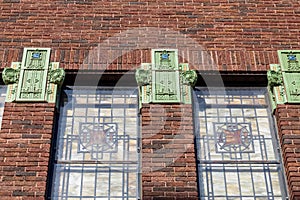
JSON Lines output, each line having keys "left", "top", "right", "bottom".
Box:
{"left": 214, "top": 120, "right": 253, "bottom": 153}
{"left": 51, "top": 87, "right": 140, "bottom": 200}
{"left": 194, "top": 88, "right": 288, "bottom": 199}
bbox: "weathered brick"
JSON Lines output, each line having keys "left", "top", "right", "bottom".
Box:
{"left": 276, "top": 105, "right": 300, "bottom": 199}
{"left": 1, "top": 1, "right": 300, "bottom": 199}
{"left": 0, "top": 102, "right": 55, "bottom": 199}
{"left": 141, "top": 104, "right": 198, "bottom": 198}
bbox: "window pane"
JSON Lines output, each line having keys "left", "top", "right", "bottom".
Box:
{"left": 0, "top": 86, "right": 6, "bottom": 130}
{"left": 194, "top": 88, "right": 287, "bottom": 199}
{"left": 52, "top": 87, "right": 140, "bottom": 199}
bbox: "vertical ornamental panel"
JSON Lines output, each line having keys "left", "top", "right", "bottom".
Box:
{"left": 279, "top": 50, "right": 300, "bottom": 103}
{"left": 17, "top": 48, "right": 50, "bottom": 101}
{"left": 152, "top": 50, "right": 181, "bottom": 103}
{"left": 135, "top": 49, "right": 197, "bottom": 108}
{"left": 152, "top": 70, "right": 180, "bottom": 103}
{"left": 2, "top": 48, "right": 65, "bottom": 103}
{"left": 268, "top": 50, "right": 300, "bottom": 110}
{"left": 283, "top": 73, "right": 300, "bottom": 102}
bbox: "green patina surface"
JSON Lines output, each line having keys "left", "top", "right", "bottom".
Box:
{"left": 135, "top": 49, "right": 197, "bottom": 108}
{"left": 2, "top": 48, "right": 65, "bottom": 103}
{"left": 268, "top": 50, "right": 300, "bottom": 111}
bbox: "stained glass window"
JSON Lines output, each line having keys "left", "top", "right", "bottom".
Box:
{"left": 0, "top": 86, "right": 6, "bottom": 130}
{"left": 193, "top": 88, "right": 288, "bottom": 199}
{"left": 51, "top": 87, "right": 140, "bottom": 199}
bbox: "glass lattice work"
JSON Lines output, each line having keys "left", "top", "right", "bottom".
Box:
{"left": 193, "top": 88, "right": 288, "bottom": 200}
{"left": 0, "top": 86, "right": 6, "bottom": 129}
{"left": 52, "top": 87, "right": 140, "bottom": 200}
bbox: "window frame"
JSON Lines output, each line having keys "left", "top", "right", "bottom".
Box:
{"left": 193, "top": 87, "right": 288, "bottom": 199}
{"left": 49, "top": 86, "right": 141, "bottom": 200}
{"left": 0, "top": 85, "right": 7, "bottom": 130}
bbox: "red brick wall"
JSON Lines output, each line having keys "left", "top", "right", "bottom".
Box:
{"left": 141, "top": 104, "right": 198, "bottom": 200}
{"left": 275, "top": 104, "right": 300, "bottom": 200}
{"left": 1, "top": 0, "right": 300, "bottom": 199}
{"left": 1, "top": 1, "right": 300, "bottom": 71}
{"left": 0, "top": 103, "right": 55, "bottom": 200}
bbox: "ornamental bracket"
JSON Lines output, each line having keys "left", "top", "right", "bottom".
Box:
{"left": 2, "top": 48, "right": 65, "bottom": 103}
{"left": 135, "top": 49, "right": 197, "bottom": 109}
{"left": 268, "top": 50, "right": 300, "bottom": 111}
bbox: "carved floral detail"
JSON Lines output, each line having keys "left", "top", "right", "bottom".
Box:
{"left": 267, "top": 70, "right": 283, "bottom": 90}
{"left": 181, "top": 70, "right": 197, "bottom": 87}
{"left": 2, "top": 68, "right": 20, "bottom": 85}
{"left": 135, "top": 69, "right": 151, "bottom": 86}
{"left": 49, "top": 68, "right": 65, "bottom": 85}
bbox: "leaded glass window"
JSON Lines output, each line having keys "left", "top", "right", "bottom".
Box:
{"left": 194, "top": 88, "right": 288, "bottom": 199}
{"left": 51, "top": 87, "right": 140, "bottom": 200}
{"left": 0, "top": 86, "right": 6, "bottom": 130}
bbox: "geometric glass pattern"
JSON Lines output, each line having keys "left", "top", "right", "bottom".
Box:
{"left": 0, "top": 86, "right": 6, "bottom": 129}
{"left": 51, "top": 87, "right": 140, "bottom": 200}
{"left": 79, "top": 123, "right": 119, "bottom": 159}
{"left": 193, "top": 88, "right": 288, "bottom": 199}
{"left": 214, "top": 119, "right": 254, "bottom": 154}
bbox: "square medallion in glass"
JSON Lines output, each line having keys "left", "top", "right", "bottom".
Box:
{"left": 193, "top": 88, "right": 288, "bottom": 200}
{"left": 51, "top": 87, "right": 140, "bottom": 200}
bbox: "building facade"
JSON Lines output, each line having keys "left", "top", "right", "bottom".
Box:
{"left": 0, "top": 0, "right": 300, "bottom": 199}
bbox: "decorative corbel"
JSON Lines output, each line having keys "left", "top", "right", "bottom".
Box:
{"left": 135, "top": 49, "right": 198, "bottom": 109}
{"left": 268, "top": 50, "right": 300, "bottom": 111}
{"left": 2, "top": 48, "right": 64, "bottom": 104}
{"left": 135, "top": 69, "right": 151, "bottom": 86}
{"left": 2, "top": 67, "right": 20, "bottom": 85}
{"left": 181, "top": 70, "right": 197, "bottom": 87}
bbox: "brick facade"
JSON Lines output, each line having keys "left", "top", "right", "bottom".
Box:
{"left": 0, "top": 103, "right": 55, "bottom": 199}
{"left": 0, "top": 1, "right": 300, "bottom": 71}
{"left": 275, "top": 105, "right": 300, "bottom": 199}
{"left": 141, "top": 104, "right": 198, "bottom": 200}
{"left": 0, "top": 0, "right": 300, "bottom": 199}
